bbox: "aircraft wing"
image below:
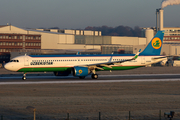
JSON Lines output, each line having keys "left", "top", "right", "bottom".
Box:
{"left": 77, "top": 49, "right": 141, "bottom": 70}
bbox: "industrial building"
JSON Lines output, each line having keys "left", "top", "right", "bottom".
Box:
{"left": 156, "top": 9, "right": 180, "bottom": 43}
{"left": 0, "top": 24, "right": 179, "bottom": 62}
{"left": 0, "top": 33, "right": 41, "bottom": 53}
{"left": 0, "top": 25, "right": 149, "bottom": 63}
{"left": 0, "top": 25, "right": 102, "bottom": 51}
{"left": 0, "top": 25, "right": 147, "bottom": 56}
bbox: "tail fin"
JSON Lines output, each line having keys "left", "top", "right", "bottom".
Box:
{"left": 140, "top": 31, "right": 164, "bottom": 55}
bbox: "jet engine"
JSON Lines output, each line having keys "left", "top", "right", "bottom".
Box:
{"left": 73, "top": 66, "right": 90, "bottom": 77}
{"left": 54, "top": 71, "right": 71, "bottom": 76}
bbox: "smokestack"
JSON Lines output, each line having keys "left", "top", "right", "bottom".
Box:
{"left": 156, "top": 9, "right": 159, "bottom": 31}
{"left": 161, "top": 0, "right": 180, "bottom": 8}
{"left": 159, "top": 9, "right": 164, "bottom": 31}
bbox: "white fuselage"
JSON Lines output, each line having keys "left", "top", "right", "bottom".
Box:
{"left": 4, "top": 55, "right": 167, "bottom": 72}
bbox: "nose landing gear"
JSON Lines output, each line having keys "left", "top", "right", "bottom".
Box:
{"left": 22, "top": 72, "right": 26, "bottom": 80}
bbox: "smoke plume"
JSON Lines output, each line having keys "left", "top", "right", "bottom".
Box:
{"left": 161, "top": 0, "right": 180, "bottom": 8}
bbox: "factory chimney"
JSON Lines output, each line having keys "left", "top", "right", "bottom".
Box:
{"left": 156, "top": 9, "right": 159, "bottom": 31}
{"left": 159, "top": 0, "right": 180, "bottom": 31}
{"left": 159, "top": 9, "right": 164, "bottom": 31}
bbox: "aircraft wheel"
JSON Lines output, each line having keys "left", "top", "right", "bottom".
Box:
{"left": 22, "top": 76, "right": 26, "bottom": 80}
{"left": 92, "top": 74, "right": 98, "bottom": 79}
{"left": 79, "top": 76, "right": 85, "bottom": 79}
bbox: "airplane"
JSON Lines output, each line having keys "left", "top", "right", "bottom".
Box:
{"left": 4, "top": 31, "right": 166, "bottom": 80}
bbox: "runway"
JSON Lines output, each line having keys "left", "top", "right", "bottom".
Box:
{"left": 0, "top": 74, "right": 180, "bottom": 85}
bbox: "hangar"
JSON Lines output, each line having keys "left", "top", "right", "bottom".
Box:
{"left": 1, "top": 24, "right": 180, "bottom": 64}
{"left": 0, "top": 25, "right": 147, "bottom": 56}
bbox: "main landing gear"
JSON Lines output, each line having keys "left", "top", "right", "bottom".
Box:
{"left": 91, "top": 69, "right": 98, "bottom": 79}
{"left": 22, "top": 72, "right": 26, "bottom": 80}
{"left": 91, "top": 74, "right": 98, "bottom": 79}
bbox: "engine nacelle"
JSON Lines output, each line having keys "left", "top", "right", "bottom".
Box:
{"left": 73, "top": 66, "right": 90, "bottom": 77}
{"left": 54, "top": 71, "right": 71, "bottom": 76}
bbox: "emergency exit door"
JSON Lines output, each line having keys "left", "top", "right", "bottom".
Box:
{"left": 141, "top": 57, "right": 145, "bottom": 64}
{"left": 24, "top": 56, "right": 29, "bottom": 66}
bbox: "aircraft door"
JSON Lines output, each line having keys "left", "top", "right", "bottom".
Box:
{"left": 24, "top": 56, "right": 29, "bottom": 66}
{"left": 141, "top": 57, "right": 145, "bottom": 64}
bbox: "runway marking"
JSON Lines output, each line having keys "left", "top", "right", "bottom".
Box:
{"left": 0, "top": 78, "right": 180, "bottom": 85}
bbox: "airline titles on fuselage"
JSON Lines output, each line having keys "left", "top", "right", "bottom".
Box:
{"left": 30, "top": 62, "right": 53, "bottom": 65}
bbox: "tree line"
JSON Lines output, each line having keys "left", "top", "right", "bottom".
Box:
{"left": 85, "top": 25, "right": 142, "bottom": 37}
{"left": 48, "top": 25, "right": 142, "bottom": 37}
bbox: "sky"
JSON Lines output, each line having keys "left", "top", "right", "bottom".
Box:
{"left": 0, "top": 0, "right": 180, "bottom": 29}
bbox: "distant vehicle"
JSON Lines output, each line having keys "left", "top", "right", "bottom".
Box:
{"left": 4, "top": 31, "right": 166, "bottom": 80}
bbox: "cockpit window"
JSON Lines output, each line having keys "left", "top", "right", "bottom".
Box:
{"left": 10, "top": 60, "right": 19, "bottom": 62}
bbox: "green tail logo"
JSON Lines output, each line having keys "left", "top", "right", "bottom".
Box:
{"left": 153, "top": 40, "right": 160, "bottom": 47}
{"left": 151, "top": 37, "right": 162, "bottom": 49}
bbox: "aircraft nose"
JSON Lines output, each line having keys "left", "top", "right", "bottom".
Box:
{"left": 4, "top": 63, "right": 10, "bottom": 70}
{"left": 4, "top": 63, "right": 14, "bottom": 71}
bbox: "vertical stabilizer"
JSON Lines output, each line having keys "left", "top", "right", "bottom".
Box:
{"left": 140, "top": 31, "right": 164, "bottom": 55}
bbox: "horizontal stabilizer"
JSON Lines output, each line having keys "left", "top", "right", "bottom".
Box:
{"left": 152, "top": 56, "right": 167, "bottom": 60}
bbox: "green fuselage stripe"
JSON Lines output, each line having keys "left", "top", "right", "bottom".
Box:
{"left": 17, "top": 66, "right": 143, "bottom": 72}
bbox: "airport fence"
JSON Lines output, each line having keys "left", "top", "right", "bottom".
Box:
{"left": 1, "top": 109, "right": 180, "bottom": 120}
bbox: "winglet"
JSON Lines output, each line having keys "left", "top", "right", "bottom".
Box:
{"left": 76, "top": 52, "right": 80, "bottom": 55}
{"left": 133, "top": 49, "right": 141, "bottom": 60}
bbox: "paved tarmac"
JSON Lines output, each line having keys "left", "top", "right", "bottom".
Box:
{"left": 1, "top": 74, "right": 180, "bottom": 82}
{"left": 1, "top": 66, "right": 180, "bottom": 120}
